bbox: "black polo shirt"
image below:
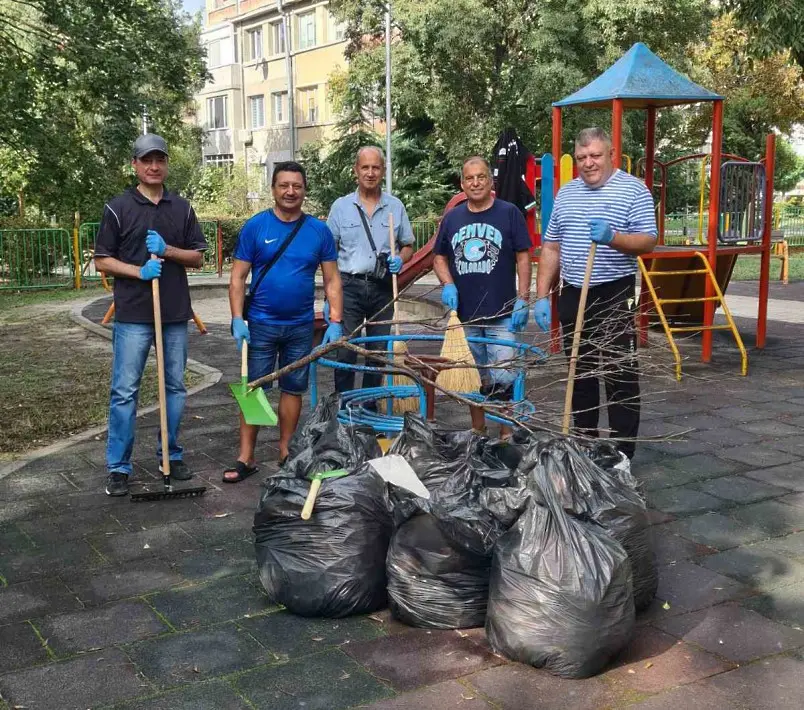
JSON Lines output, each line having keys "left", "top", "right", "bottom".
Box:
{"left": 95, "top": 187, "right": 207, "bottom": 324}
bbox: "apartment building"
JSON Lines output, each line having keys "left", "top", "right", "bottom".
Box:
{"left": 196, "top": 0, "right": 348, "bottom": 183}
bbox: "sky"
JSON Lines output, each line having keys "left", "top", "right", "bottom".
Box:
{"left": 182, "top": 0, "right": 206, "bottom": 16}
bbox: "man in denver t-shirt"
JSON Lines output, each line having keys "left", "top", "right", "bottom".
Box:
{"left": 434, "top": 156, "right": 532, "bottom": 437}
{"left": 534, "top": 127, "right": 657, "bottom": 459}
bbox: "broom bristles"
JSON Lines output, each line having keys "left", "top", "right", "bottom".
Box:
{"left": 436, "top": 311, "right": 482, "bottom": 393}
{"left": 392, "top": 339, "right": 419, "bottom": 413}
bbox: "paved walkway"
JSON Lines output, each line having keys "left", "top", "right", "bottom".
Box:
{"left": 2, "top": 284, "right": 804, "bottom": 709}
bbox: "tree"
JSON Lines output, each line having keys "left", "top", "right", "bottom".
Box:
{"left": 775, "top": 139, "right": 804, "bottom": 196}
{"left": 723, "top": 0, "right": 804, "bottom": 69}
{"left": 0, "top": 0, "right": 207, "bottom": 221}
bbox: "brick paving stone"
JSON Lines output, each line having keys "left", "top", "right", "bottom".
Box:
{"left": 652, "top": 530, "right": 717, "bottom": 565}
{"left": 0, "top": 540, "right": 106, "bottom": 585}
{"left": 125, "top": 623, "right": 268, "bottom": 689}
{"left": 235, "top": 648, "right": 394, "bottom": 710}
{"left": 60, "top": 559, "right": 185, "bottom": 605}
{"left": 755, "top": 531, "right": 804, "bottom": 561}
{"left": 113, "top": 680, "right": 253, "bottom": 710}
{"left": 642, "top": 439, "right": 712, "bottom": 460}
{"left": 111, "top": 499, "right": 207, "bottom": 532}
{"left": 37, "top": 600, "right": 166, "bottom": 655}
{"left": 13, "top": 452, "right": 95, "bottom": 476}
{"left": 647, "top": 487, "right": 727, "bottom": 516}
{"left": 0, "top": 622, "right": 49, "bottom": 673}
{"left": 0, "top": 522, "right": 37, "bottom": 557}
{"left": 665, "top": 453, "right": 743, "bottom": 479}
{"left": 87, "top": 523, "right": 198, "bottom": 564}
{"left": 636, "top": 462, "right": 701, "bottom": 492}
{"left": 736, "top": 420, "right": 803, "bottom": 437}
{"left": 239, "top": 609, "right": 385, "bottom": 660}
{"left": 604, "top": 627, "right": 733, "bottom": 694}
{"left": 778, "top": 492, "right": 804, "bottom": 508}
{"left": 344, "top": 628, "right": 501, "bottom": 692}
{"left": 18, "top": 509, "right": 126, "bottom": 544}
{"left": 741, "top": 463, "right": 804, "bottom": 492}
{"left": 146, "top": 575, "right": 273, "bottom": 630}
{"left": 0, "top": 579, "right": 82, "bottom": 624}
{"left": 688, "top": 427, "right": 762, "bottom": 447}
{"left": 0, "top": 648, "right": 146, "bottom": 710}
{"left": 654, "top": 603, "right": 804, "bottom": 662}
{"left": 160, "top": 542, "right": 256, "bottom": 583}
{"left": 177, "top": 511, "right": 256, "bottom": 548}
{"left": 728, "top": 500, "right": 804, "bottom": 537}
{"left": 0, "top": 498, "right": 54, "bottom": 525}
{"left": 0, "top": 471, "right": 77, "bottom": 500}
{"left": 707, "top": 656, "right": 804, "bottom": 710}
{"left": 764, "top": 437, "right": 804, "bottom": 457}
{"left": 742, "top": 581, "right": 804, "bottom": 629}
{"left": 626, "top": 681, "right": 739, "bottom": 709}
{"left": 664, "top": 414, "right": 733, "bottom": 432}
{"left": 666, "top": 512, "right": 768, "bottom": 550}
{"left": 693, "top": 475, "right": 790, "bottom": 504}
{"left": 362, "top": 679, "right": 493, "bottom": 709}
{"left": 464, "top": 664, "right": 617, "bottom": 710}
{"left": 712, "top": 406, "right": 771, "bottom": 423}
{"left": 716, "top": 445, "right": 799, "bottom": 469}
{"left": 699, "top": 546, "right": 804, "bottom": 591}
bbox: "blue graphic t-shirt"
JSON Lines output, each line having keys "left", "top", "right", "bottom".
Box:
{"left": 434, "top": 199, "right": 532, "bottom": 322}
{"left": 234, "top": 210, "right": 337, "bottom": 325}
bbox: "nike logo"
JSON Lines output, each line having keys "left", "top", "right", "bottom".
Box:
{"left": 264, "top": 238, "right": 277, "bottom": 245}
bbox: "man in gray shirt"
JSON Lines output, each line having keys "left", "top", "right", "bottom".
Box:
{"left": 326, "top": 146, "right": 415, "bottom": 400}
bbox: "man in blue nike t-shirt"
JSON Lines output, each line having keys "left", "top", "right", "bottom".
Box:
{"left": 226, "top": 162, "right": 343, "bottom": 482}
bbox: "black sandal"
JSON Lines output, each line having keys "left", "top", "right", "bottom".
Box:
{"left": 222, "top": 461, "right": 259, "bottom": 484}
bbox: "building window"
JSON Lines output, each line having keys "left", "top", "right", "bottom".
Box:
{"left": 206, "top": 39, "right": 222, "bottom": 68}
{"left": 206, "top": 95, "right": 228, "bottom": 129}
{"left": 204, "top": 154, "right": 234, "bottom": 168}
{"left": 271, "top": 91, "right": 288, "bottom": 124}
{"left": 298, "top": 11, "right": 316, "bottom": 50}
{"left": 249, "top": 95, "right": 265, "bottom": 129}
{"left": 270, "top": 20, "right": 286, "bottom": 55}
{"left": 245, "top": 27, "right": 263, "bottom": 62}
{"left": 299, "top": 87, "right": 318, "bottom": 124}
{"left": 328, "top": 13, "right": 346, "bottom": 42}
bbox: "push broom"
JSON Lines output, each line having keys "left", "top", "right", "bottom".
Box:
{"left": 131, "top": 255, "right": 207, "bottom": 502}
{"left": 435, "top": 309, "right": 482, "bottom": 393}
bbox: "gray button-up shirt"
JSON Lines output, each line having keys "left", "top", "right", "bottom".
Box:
{"left": 327, "top": 190, "right": 415, "bottom": 275}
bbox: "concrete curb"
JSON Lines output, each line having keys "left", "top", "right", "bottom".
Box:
{"left": 0, "top": 294, "right": 222, "bottom": 482}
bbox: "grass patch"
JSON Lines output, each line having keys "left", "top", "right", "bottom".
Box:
{"left": 0, "top": 313, "right": 202, "bottom": 455}
{"left": 0, "top": 284, "right": 108, "bottom": 312}
{"left": 730, "top": 253, "right": 804, "bottom": 281}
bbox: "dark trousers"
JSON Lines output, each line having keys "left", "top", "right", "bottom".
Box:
{"left": 558, "top": 274, "right": 640, "bottom": 458}
{"left": 334, "top": 275, "right": 394, "bottom": 393}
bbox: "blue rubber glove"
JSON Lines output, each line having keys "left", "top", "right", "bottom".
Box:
{"left": 321, "top": 322, "right": 343, "bottom": 345}
{"left": 589, "top": 219, "right": 614, "bottom": 245}
{"left": 146, "top": 229, "right": 167, "bottom": 256}
{"left": 139, "top": 259, "right": 162, "bottom": 281}
{"left": 231, "top": 317, "right": 250, "bottom": 351}
{"left": 322, "top": 301, "right": 330, "bottom": 324}
{"left": 441, "top": 283, "right": 459, "bottom": 311}
{"left": 388, "top": 255, "right": 403, "bottom": 274}
{"left": 509, "top": 298, "right": 529, "bottom": 333}
{"left": 533, "top": 297, "right": 551, "bottom": 332}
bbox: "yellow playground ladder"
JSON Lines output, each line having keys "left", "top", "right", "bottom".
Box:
{"left": 638, "top": 251, "right": 748, "bottom": 381}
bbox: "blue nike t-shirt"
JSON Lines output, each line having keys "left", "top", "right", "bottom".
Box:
{"left": 234, "top": 210, "right": 337, "bottom": 325}
{"left": 434, "top": 199, "right": 532, "bottom": 322}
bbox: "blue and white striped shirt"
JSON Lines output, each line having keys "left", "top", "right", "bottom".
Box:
{"left": 544, "top": 170, "right": 657, "bottom": 287}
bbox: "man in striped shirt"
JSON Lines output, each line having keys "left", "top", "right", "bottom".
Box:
{"left": 533, "top": 127, "right": 657, "bottom": 459}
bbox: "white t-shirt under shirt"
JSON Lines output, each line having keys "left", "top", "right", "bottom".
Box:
{"left": 544, "top": 170, "right": 657, "bottom": 287}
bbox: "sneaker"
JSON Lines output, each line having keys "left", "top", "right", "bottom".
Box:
{"left": 105, "top": 472, "right": 129, "bottom": 497}
{"left": 159, "top": 460, "right": 193, "bottom": 481}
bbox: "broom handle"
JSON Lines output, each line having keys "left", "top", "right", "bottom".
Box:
{"left": 562, "top": 243, "right": 596, "bottom": 435}
{"left": 241, "top": 340, "right": 249, "bottom": 380}
{"left": 388, "top": 213, "right": 399, "bottom": 336}
{"left": 151, "top": 255, "right": 171, "bottom": 477}
{"left": 301, "top": 477, "right": 322, "bottom": 520}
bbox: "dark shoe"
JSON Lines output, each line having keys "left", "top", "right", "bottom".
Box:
{"left": 105, "top": 472, "right": 129, "bottom": 497}
{"left": 159, "top": 460, "right": 193, "bottom": 481}
{"left": 222, "top": 461, "right": 259, "bottom": 484}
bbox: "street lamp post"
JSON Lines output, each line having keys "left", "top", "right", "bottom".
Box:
{"left": 384, "top": 2, "right": 392, "bottom": 195}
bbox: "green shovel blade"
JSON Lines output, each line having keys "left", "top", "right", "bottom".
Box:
{"left": 229, "top": 377, "right": 278, "bottom": 426}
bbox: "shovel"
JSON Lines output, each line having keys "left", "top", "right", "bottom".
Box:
{"left": 230, "top": 340, "right": 278, "bottom": 426}
{"left": 300, "top": 469, "right": 349, "bottom": 520}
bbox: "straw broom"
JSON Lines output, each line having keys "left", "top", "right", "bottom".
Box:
{"left": 390, "top": 213, "right": 419, "bottom": 414}
{"left": 436, "top": 310, "right": 482, "bottom": 392}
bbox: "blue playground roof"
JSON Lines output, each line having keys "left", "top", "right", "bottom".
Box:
{"left": 554, "top": 43, "right": 723, "bottom": 109}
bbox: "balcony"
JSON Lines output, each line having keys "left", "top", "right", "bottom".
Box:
{"left": 200, "top": 64, "right": 242, "bottom": 94}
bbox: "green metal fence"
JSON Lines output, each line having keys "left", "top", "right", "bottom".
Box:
{"left": 662, "top": 207, "right": 804, "bottom": 246}
{"left": 412, "top": 220, "right": 438, "bottom": 250}
{"left": 0, "top": 228, "right": 74, "bottom": 290}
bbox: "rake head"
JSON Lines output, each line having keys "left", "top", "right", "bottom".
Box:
{"left": 130, "top": 484, "right": 207, "bottom": 502}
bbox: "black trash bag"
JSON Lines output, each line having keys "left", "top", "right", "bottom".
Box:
{"left": 254, "top": 465, "right": 392, "bottom": 617}
{"left": 485, "top": 472, "right": 635, "bottom": 678}
{"left": 519, "top": 438, "right": 658, "bottom": 611}
{"left": 388, "top": 414, "right": 463, "bottom": 490}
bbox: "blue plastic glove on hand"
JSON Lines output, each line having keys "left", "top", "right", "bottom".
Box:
{"left": 388, "top": 255, "right": 403, "bottom": 274}
{"left": 509, "top": 298, "right": 529, "bottom": 332}
{"left": 588, "top": 219, "right": 614, "bottom": 245}
{"left": 322, "top": 301, "right": 331, "bottom": 324}
{"left": 139, "top": 259, "right": 162, "bottom": 281}
{"left": 441, "top": 283, "right": 459, "bottom": 311}
{"left": 146, "top": 229, "right": 167, "bottom": 256}
{"left": 321, "top": 322, "right": 343, "bottom": 345}
{"left": 231, "top": 317, "right": 250, "bottom": 351}
{"left": 533, "top": 296, "right": 551, "bottom": 332}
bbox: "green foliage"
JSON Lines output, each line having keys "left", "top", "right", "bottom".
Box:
{"left": 190, "top": 163, "right": 266, "bottom": 218}
{"left": 723, "top": 0, "right": 804, "bottom": 68}
{"left": 775, "top": 140, "right": 804, "bottom": 195}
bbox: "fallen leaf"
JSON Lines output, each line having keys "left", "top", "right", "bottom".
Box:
{"left": 339, "top": 671, "right": 351, "bottom": 680}
{"left": 718, "top": 639, "right": 724, "bottom": 645}
{"left": 193, "top": 666, "right": 200, "bottom": 673}
{"left": 143, "top": 543, "right": 150, "bottom": 549}
{"left": 662, "top": 601, "right": 671, "bottom": 610}
{"left": 628, "top": 669, "right": 636, "bottom": 674}
{"left": 311, "top": 636, "right": 324, "bottom": 642}
{"left": 368, "top": 615, "right": 383, "bottom": 623}
{"left": 644, "top": 662, "right": 653, "bottom": 669}
{"left": 193, "top": 415, "right": 204, "bottom": 420}
{"left": 214, "top": 513, "right": 231, "bottom": 518}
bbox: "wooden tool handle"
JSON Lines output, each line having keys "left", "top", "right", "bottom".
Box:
{"left": 301, "top": 477, "right": 322, "bottom": 520}
{"left": 150, "top": 255, "right": 170, "bottom": 477}
{"left": 388, "top": 213, "right": 400, "bottom": 335}
{"left": 241, "top": 340, "right": 249, "bottom": 379}
{"left": 562, "top": 242, "right": 597, "bottom": 435}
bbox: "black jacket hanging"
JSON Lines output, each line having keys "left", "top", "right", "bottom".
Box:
{"left": 491, "top": 128, "right": 537, "bottom": 215}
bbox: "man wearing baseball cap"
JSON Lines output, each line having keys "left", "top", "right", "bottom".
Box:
{"left": 94, "top": 134, "right": 208, "bottom": 497}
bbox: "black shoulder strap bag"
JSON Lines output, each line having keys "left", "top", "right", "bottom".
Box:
{"left": 243, "top": 212, "right": 306, "bottom": 320}
{"left": 356, "top": 205, "right": 391, "bottom": 284}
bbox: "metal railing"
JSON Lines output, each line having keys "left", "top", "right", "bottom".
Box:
{"left": 412, "top": 219, "right": 437, "bottom": 251}
{"left": 0, "top": 228, "right": 74, "bottom": 290}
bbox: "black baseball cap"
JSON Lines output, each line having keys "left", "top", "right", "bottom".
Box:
{"left": 132, "top": 134, "right": 169, "bottom": 159}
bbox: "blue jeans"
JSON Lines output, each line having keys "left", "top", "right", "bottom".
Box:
{"left": 464, "top": 317, "right": 518, "bottom": 389}
{"left": 249, "top": 321, "right": 314, "bottom": 394}
{"left": 106, "top": 322, "right": 188, "bottom": 474}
